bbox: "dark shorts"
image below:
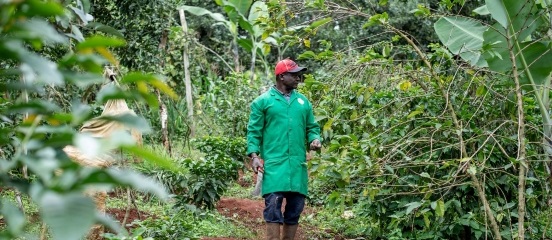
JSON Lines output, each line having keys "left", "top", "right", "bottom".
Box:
{"left": 263, "top": 192, "right": 305, "bottom": 225}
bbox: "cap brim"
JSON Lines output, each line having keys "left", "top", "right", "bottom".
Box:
{"left": 287, "top": 66, "right": 307, "bottom": 73}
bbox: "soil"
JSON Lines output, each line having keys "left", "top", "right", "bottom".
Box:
{"left": 202, "top": 171, "right": 336, "bottom": 240}
{"left": 106, "top": 207, "right": 154, "bottom": 231}
{"left": 205, "top": 197, "right": 315, "bottom": 240}
{"left": 104, "top": 197, "right": 324, "bottom": 240}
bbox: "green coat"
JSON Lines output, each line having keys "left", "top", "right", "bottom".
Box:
{"left": 247, "top": 87, "right": 321, "bottom": 196}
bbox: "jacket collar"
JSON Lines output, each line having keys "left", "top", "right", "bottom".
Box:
{"left": 270, "top": 86, "right": 297, "bottom": 103}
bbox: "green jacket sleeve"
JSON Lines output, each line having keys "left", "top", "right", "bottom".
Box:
{"left": 306, "top": 100, "right": 321, "bottom": 144}
{"left": 247, "top": 100, "right": 264, "bottom": 156}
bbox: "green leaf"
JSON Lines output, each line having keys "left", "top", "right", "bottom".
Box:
{"left": 298, "top": 51, "right": 317, "bottom": 60}
{"left": 407, "top": 110, "right": 423, "bottom": 118}
{"left": 62, "top": 72, "right": 105, "bottom": 88}
{"left": 468, "top": 166, "right": 477, "bottom": 175}
{"left": 180, "top": 5, "right": 229, "bottom": 23}
{"left": 120, "top": 72, "right": 161, "bottom": 83}
{"left": 67, "top": 25, "right": 84, "bottom": 42}
{"left": 504, "top": 202, "right": 516, "bottom": 209}
{"left": 363, "top": 12, "right": 388, "bottom": 28}
{"left": 76, "top": 36, "right": 125, "bottom": 51}
{"left": 23, "top": 0, "right": 65, "bottom": 17}
{"left": 105, "top": 169, "right": 168, "bottom": 200}
{"left": 219, "top": 1, "right": 253, "bottom": 34}
{"left": 12, "top": 19, "right": 67, "bottom": 44}
{"left": 410, "top": 4, "right": 431, "bottom": 17}
{"left": 369, "top": 117, "right": 377, "bottom": 127}
{"left": 122, "top": 145, "right": 181, "bottom": 172}
{"left": 486, "top": 0, "right": 541, "bottom": 39}
{"left": 248, "top": 1, "right": 268, "bottom": 37}
{"left": 1, "top": 199, "right": 26, "bottom": 235}
{"left": 237, "top": 38, "right": 253, "bottom": 52}
{"left": 95, "top": 83, "right": 133, "bottom": 102}
{"left": 323, "top": 118, "right": 333, "bottom": 131}
{"left": 473, "top": 5, "right": 490, "bottom": 15}
{"left": 405, "top": 201, "right": 422, "bottom": 215}
{"left": 476, "top": 85, "right": 487, "bottom": 96}
{"left": 69, "top": 6, "right": 93, "bottom": 24}
{"left": 497, "top": 213, "right": 504, "bottom": 222}
{"left": 434, "top": 16, "right": 488, "bottom": 67}
{"left": 79, "top": 0, "right": 91, "bottom": 13}
{"left": 38, "top": 192, "right": 96, "bottom": 240}
{"left": 227, "top": 0, "right": 252, "bottom": 16}
{"left": 483, "top": 24, "right": 552, "bottom": 86}
{"left": 8, "top": 101, "right": 61, "bottom": 115}
{"left": 95, "top": 212, "right": 126, "bottom": 236}
{"left": 384, "top": 164, "right": 394, "bottom": 174}
{"left": 310, "top": 17, "right": 332, "bottom": 29}
{"left": 423, "top": 213, "right": 430, "bottom": 228}
{"left": 485, "top": 0, "right": 509, "bottom": 29}
{"left": 59, "top": 53, "right": 106, "bottom": 73}
{"left": 436, "top": 200, "right": 445, "bottom": 217}
{"left": 85, "top": 22, "right": 124, "bottom": 39}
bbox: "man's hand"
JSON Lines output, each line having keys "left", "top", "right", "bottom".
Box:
{"left": 310, "top": 139, "right": 322, "bottom": 150}
{"left": 252, "top": 157, "right": 264, "bottom": 173}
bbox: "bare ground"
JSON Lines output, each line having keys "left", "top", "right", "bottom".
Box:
{"left": 204, "top": 197, "right": 312, "bottom": 240}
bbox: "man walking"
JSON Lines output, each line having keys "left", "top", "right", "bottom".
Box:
{"left": 247, "top": 59, "right": 322, "bottom": 240}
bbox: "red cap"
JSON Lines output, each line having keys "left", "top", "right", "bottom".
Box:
{"left": 274, "top": 59, "right": 307, "bottom": 75}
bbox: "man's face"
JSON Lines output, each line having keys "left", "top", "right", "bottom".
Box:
{"left": 280, "top": 72, "right": 303, "bottom": 89}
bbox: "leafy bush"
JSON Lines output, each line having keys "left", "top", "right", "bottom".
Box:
{"left": 130, "top": 208, "right": 252, "bottom": 239}
{"left": 177, "top": 154, "right": 239, "bottom": 209}
{"left": 0, "top": 1, "right": 176, "bottom": 239}
{"left": 136, "top": 138, "right": 244, "bottom": 209}
{"left": 196, "top": 72, "right": 263, "bottom": 137}
{"left": 305, "top": 59, "right": 548, "bottom": 239}
{"left": 192, "top": 136, "right": 247, "bottom": 166}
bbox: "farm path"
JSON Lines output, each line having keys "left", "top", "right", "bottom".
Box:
{"left": 202, "top": 197, "right": 311, "bottom": 240}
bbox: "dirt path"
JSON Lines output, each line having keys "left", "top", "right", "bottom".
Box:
{"left": 203, "top": 197, "right": 311, "bottom": 240}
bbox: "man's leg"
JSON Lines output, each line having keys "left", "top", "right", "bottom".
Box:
{"left": 282, "top": 192, "right": 305, "bottom": 240}
{"left": 264, "top": 192, "right": 284, "bottom": 240}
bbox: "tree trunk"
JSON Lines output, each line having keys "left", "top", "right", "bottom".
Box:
{"left": 249, "top": 41, "right": 257, "bottom": 84}
{"left": 156, "top": 89, "right": 170, "bottom": 152}
{"left": 157, "top": 30, "right": 172, "bottom": 153}
{"left": 509, "top": 27, "right": 529, "bottom": 240}
{"left": 232, "top": 38, "right": 240, "bottom": 72}
{"left": 179, "top": 9, "right": 195, "bottom": 137}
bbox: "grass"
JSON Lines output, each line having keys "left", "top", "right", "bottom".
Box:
{"left": 0, "top": 189, "right": 42, "bottom": 238}
{"left": 224, "top": 180, "right": 257, "bottom": 200}
{"left": 1, "top": 182, "right": 254, "bottom": 240}
{"left": 0, "top": 141, "right": 259, "bottom": 239}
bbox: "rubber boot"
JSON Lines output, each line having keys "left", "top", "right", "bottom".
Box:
{"left": 282, "top": 224, "right": 299, "bottom": 240}
{"left": 266, "top": 223, "right": 280, "bottom": 240}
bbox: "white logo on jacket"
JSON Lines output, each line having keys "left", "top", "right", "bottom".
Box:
{"left": 297, "top": 98, "right": 305, "bottom": 105}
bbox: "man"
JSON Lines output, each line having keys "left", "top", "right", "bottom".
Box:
{"left": 247, "top": 58, "right": 322, "bottom": 240}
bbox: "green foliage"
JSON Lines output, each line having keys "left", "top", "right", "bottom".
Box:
{"left": 193, "top": 136, "right": 246, "bottom": 165}
{"left": 137, "top": 137, "right": 243, "bottom": 210}
{"left": 102, "top": 183, "right": 253, "bottom": 240}
{"left": 435, "top": 2, "right": 552, "bottom": 237}
{"left": 132, "top": 208, "right": 252, "bottom": 239}
{"left": 103, "top": 228, "right": 154, "bottom": 240}
{"left": 0, "top": 1, "right": 181, "bottom": 239}
{"left": 178, "top": 137, "right": 245, "bottom": 209}
{"left": 303, "top": 55, "right": 548, "bottom": 238}
{"left": 303, "top": 207, "right": 377, "bottom": 238}
{"left": 196, "top": 72, "right": 262, "bottom": 137}
{"left": 434, "top": 16, "right": 487, "bottom": 67}
{"left": 435, "top": 0, "right": 552, "bottom": 87}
